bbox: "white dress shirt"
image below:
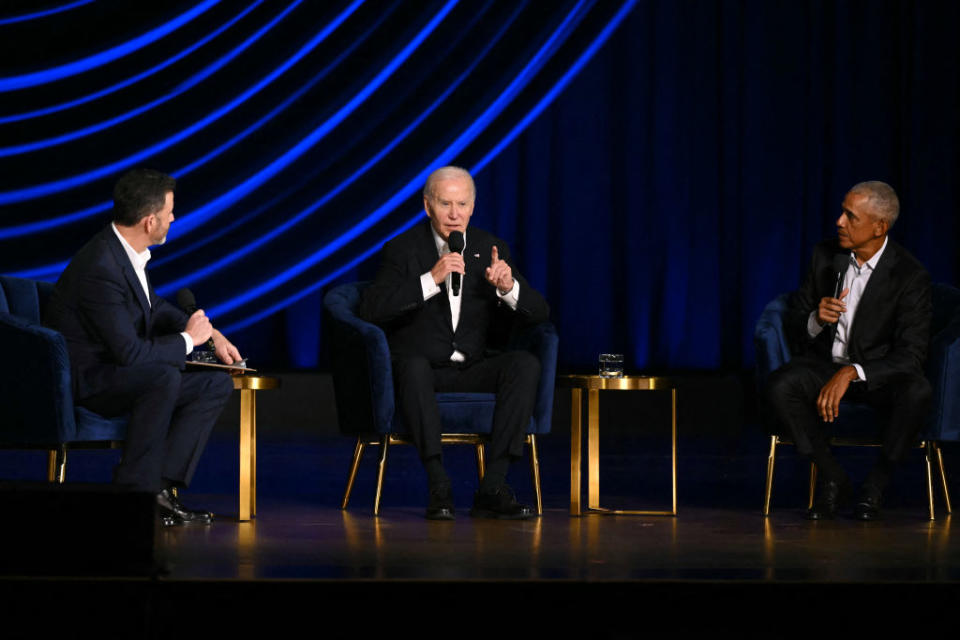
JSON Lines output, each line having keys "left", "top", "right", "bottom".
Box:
{"left": 806, "top": 236, "right": 888, "bottom": 381}
{"left": 111, "top": 223, "right": 193, "bottom": 355}
{"left": 419, "top": 226, "right": 519, "bottom": 362}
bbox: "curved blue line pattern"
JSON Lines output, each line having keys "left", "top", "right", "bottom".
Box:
{"left": 0, "top": 0, "right": 95, "bottom": 26}
{"left": 0, "top": 0, "right": 220, "bottom": 91}
{"left": 0, "top": 1, "right": 264, "bottom": 125}
{"left": 0, "top": 1, "right": 636, "bottom": 337}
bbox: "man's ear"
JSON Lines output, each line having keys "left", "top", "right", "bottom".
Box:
{"left": 874, "top": 217, "right": 888, "bottom": 238}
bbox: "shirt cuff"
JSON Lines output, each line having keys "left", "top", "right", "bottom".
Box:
{"left": 181, "top": 332, "right": 194, "bottom": 355}
{"left": 852, "top": 363, "right": 866, "bottom": 382}
{"left": 420, "top": 272, "right": 441, "bottom": 301}
{"left": 496, "top": 279, "right": 519, "bottom": 309}
{"left": 807, "top": 311, "right": 824, "bottom": 338}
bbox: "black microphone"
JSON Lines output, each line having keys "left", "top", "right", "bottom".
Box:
{"left": 176, "top": 288, "right": 217, "bottom": 352}
{"left": 447, "top": 230, "right": 465, "bottom": 296}
{"left": 832, "top": 254, "right": 848, "bottom": 300}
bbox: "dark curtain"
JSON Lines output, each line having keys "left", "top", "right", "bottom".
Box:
{"left": 1, "top": 1, "right": 957, "bottom": 371}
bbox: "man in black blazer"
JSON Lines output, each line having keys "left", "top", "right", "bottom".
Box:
{"left": 45, "top": 169, "right": 241, "bottom": 526}
{"left": 768, "top": 181, "right": 932, "bottom": 520}
{"left": 359, "top": 166, "right": 550, "bottom": 520}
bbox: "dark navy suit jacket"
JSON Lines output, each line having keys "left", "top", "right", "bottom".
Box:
{"left": 785, "top": 237, "right": 932, "bottom": 390}
{"left": 357, "top": 223, "right": 549, "bottom": 365}
{"left": 44, "top": 225, "right": 189, "bottom": 400}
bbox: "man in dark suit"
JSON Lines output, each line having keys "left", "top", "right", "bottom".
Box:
{"left": 768, "top": 181, "right": 932, "bottom": 520}
{"left": 358, "top": 166, "right": 549, "bottom": 520}
{"left": 44, "top": 168, "right": 241, "bottom": 526}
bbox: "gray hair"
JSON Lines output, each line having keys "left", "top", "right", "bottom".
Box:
{"left": 849, "top": 180, "right": 900, "bottom": 228}
{"left": 423, "top": 166, "right": 475, "bottom": 200}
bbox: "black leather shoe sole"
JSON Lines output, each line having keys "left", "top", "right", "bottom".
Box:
{"left": 425, "top": 507, "right": 455, "bottom": 520}
{"left": 469, "top": 506, "right": 534, "bottom": 520}
{"left": 853, "top": 503, "right": 881, "bottom": 521}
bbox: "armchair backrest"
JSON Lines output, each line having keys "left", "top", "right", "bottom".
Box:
{"left": 0, "top": 275, "right": 78, "bottom": 445}
{"left": 323, "top": 282, "right": 396, "bottom": 435}
{"left": 927, "top": 283, "right": 960, "bottom": 440}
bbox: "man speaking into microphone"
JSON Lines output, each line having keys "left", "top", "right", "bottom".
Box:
{"left": 44, "top": 168, "right": 240, "bottom": 526}
{"left": 359, "top": 166, "right": 549, "bottom": 520}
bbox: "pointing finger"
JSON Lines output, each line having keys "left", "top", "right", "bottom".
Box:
{"left": 491, "top": 245, "right": 499, "bottom": 264}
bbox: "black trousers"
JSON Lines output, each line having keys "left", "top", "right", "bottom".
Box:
{"left": 767, "top": 356, "right": 932, "bottom": 466}
{"left": 79, "top": 364, "right": 234, "bottom": 493}
{"left": 392, "top": 351, "right": 541, "bottom": 463}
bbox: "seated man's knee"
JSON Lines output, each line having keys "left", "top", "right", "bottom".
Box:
{"left": 393, "top": 355, "right": 433, "bottom": 380}
{"left": 210, "top": 372, "right": 234, "bottom": 399}
{"left": 900, "top": 374, "right": 932, "bottom": 407}
{"left": 152, "top": 364, "right": 182, "bottom": 393}
{"left": 510, "top": 351, "right": 541, "bottom": 385}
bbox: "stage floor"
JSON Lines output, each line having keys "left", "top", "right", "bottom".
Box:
{"left": 162, "top": 500, "right": 959, "bottom": 583}
{"left": 2, "top": 434, "right": 960, "bottom": 636}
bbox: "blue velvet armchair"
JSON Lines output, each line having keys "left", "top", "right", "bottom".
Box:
{"left": 323, "top": 281, "right": 559, "bottom": 515}
{"left": 0, "top": 275, "right": 127, "bottom": 481}
{"left": 754, "top": 283, "right": 960, "bottom": 519}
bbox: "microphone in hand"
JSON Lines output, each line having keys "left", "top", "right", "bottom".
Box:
{"left": 448, "top": 230, "right": 465, "bottom": 296}
{"left": 176, "top": 288, "right": 216, "bottom": 352}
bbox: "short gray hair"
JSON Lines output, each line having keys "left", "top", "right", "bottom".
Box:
{"left": 849, "top": 180, "right": 900, "bottom": 228}
{"left": 423, "top": 166, "right": 475, "bottom": 200}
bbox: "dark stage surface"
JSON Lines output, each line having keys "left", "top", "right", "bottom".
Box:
{"left": 3, "top": 421, "right": 960, "bottom": 636}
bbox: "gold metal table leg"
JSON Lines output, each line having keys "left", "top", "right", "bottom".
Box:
{"left": 239, "top": 388, "right": 255, "bottom": 521}
{"left": 587, "top": 389, "right": 600, "bottom": 510}
{"left": 670, "top": 387, "right": 677, "bottom": 515}
{"left": 570, "top": 388, "right": 582, "bottom": 516}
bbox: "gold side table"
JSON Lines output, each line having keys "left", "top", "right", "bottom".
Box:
{"left": 558, "top": 374, "right": 677, "bottom": 516}
{"left": 232, "top": 375, "right": 279, "bottom": 521}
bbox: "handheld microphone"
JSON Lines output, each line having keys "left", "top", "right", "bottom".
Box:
{"left": 832, "top": 254, "right": 848, "bottom": 300}
{"left": 176, "top": 288, "right": 217, "bottom": 351}
{"left": 447, "top": 230, "right": 464, "bottom": 296}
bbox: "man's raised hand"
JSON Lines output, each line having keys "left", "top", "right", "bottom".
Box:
{"left": 484, "top": 245, "right": 514, "bottom": 294}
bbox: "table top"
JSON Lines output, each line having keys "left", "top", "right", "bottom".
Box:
{"left": 231, "top": 374, "right": 280, "bottom": 390}
{"left": 556, "top": 374, "right": 673, "bottom": 390}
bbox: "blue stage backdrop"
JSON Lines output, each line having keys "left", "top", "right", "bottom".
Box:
{"left": 1, "top": 1, "right": 958, "bottom": 371}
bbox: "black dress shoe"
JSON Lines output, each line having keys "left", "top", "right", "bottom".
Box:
{"left": 470, "top": 484, "right": 534, "bottom": 520}
{"left": 805, "top": 479, "right": 851, "bottom": 520}
{"left": 157, "top": 488, "right": 214, "bottom": 525}
{"left": 425, "top": 482, "right": 455, "bottom": 520}
{"left": 853, "top": 484, "right": 883, "bottom": 521}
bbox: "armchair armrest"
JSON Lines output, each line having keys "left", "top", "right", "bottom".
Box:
{"left": 0, "top": 312, "right": 76, "bottom": 445}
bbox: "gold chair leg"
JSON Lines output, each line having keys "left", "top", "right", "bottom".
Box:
{"left": 47, "top": 450, "right": 57, "bottom": 482}
{"left": 373, "top": 435, "right": 390, "bottom": 516}
{"left": 925, "top": 442, "right": 936, "bottom": 520}
{"left": 763, "top": 435, "right": 778, "bottom": 516}
{"left": 341, "top": 437, "right": 366, "bottom": 510}
{"left": 475, "top": 442, "right": 485, "bottom": 482}
{"left": 934, "top": 442, "right": 952, "bottom": 513}
{"left": 808, "top": 463, "right": 817, "bottom": 510}
{"left": 51, "top": 446, "right": 67, "bottom": 483}
{"left": 528, "top": 434, "right": 542, "bottom": 516}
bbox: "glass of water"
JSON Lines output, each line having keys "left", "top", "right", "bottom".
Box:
{"left": 598, "top": 353, "right": 624, "bottom": 378}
